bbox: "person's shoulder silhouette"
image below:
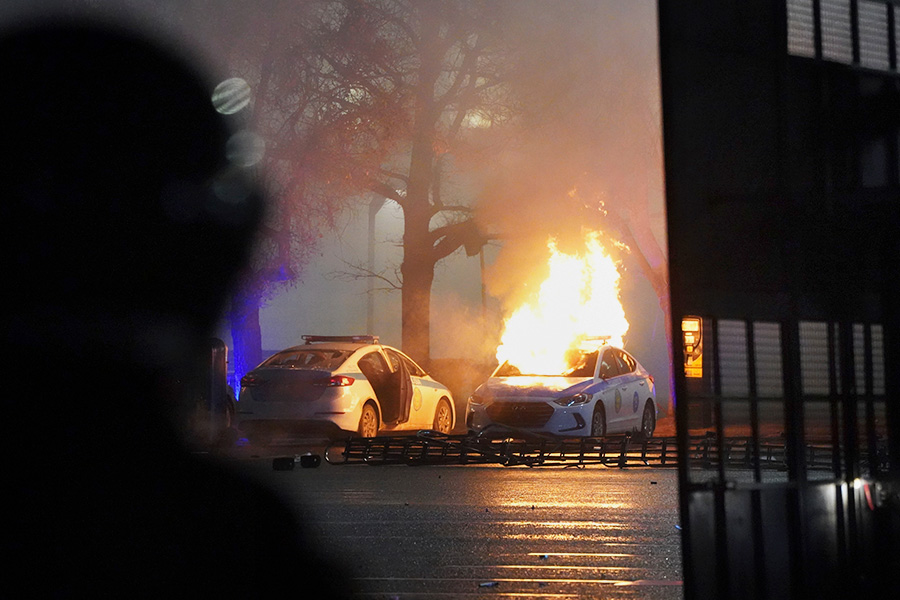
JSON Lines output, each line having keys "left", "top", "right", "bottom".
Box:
{"left": 1, "top": 16, "right": 352, "bottom": 597}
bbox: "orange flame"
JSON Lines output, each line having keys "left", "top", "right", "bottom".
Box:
{"left": 496, "top": 232, "right": 628, "bottom": 375}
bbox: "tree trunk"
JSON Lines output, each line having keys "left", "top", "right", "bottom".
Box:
{"left": 400, "top": 4, "right": 441, "bottom": 365}
{"left": 401, "top": 251, "right": 435, "bottom": 365}
{"left": 400, "top": 183, "right": 436, "bottom": 363}
{"left": 228, "top": 293, "right": 263, "bottom": 393}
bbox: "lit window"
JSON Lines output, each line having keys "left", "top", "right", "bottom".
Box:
{"left": 718, "top": 320, "right": 749, "bottom": 397}
{"left": 799, "top": 321, "right": 830, "bottom": 396}
{"left": 895, "top": 12, "right": 900, "bottom": 68}
{"left": 853, "top": 323, "right": 866, "bottom": 393}
{"left": 872, "top": 325, "right": 885, "bottom": 395}
{"left": 787, "top": 0, "right": 816, "bottom": 57}
{"left": 754, "top": 322, "right": 784, "bottom": 398}
{"left": 858, "top": 0, "right": 889, "bottom": 70}
{"left": 821, "top": 0, "right": 853, "bottom": 64}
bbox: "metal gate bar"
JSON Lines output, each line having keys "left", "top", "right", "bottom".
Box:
{"left": 323, "top": 429, "right": 888, "bottom": 469}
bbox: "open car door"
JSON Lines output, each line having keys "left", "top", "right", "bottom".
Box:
{"left": 393, "top": 353, "right": 412, "bottom": 425}
{"left": 381, "top": 348, "right": 413, "bottom": 426}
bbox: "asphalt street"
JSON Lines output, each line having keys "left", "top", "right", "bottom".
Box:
{"left": 222, "top": 443, "right": 684, "bottom": 599}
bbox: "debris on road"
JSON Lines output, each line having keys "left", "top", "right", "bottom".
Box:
{"left": 271, "top": 452, "right": 321, "bottom": 470}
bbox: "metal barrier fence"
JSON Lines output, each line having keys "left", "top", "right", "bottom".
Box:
{"left": 323, "top": 429, "right": 889, "bottom": 470}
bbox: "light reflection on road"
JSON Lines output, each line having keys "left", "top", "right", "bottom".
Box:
{"left": 501, "top": 501, "right": 631, "bottom": 509}
{"left": 240, "top": 459, "right": 683, "bottom": 598}
{"left": 498, "top": 520, "right": 626, "bottom": 528}
{"left": 527, "top": 552, "right": 634, "bottom": 558}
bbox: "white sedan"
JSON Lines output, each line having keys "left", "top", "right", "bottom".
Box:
{"left": 237, "top": 335, "right": 455, "bottom": 443}
{"left": 466, "top": 343, "right": 657, "bottom": 438}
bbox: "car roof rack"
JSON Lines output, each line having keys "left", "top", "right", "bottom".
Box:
{"left": 302, "top": 335, "right": 379, "bottom": 345}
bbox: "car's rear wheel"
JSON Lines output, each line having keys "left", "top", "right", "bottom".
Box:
{"left": 432, "top": 398, "right": 453, "bottom": 434}
{"left": 641, "top": 401, "right": 656, "bottom": 438}
{"left": 590, "top": 403, "right": 607, "bottom": 437}
{"left": 358, "top": 402, "right": 379, "bottom": 438}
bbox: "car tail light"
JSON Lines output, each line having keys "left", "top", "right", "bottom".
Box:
{"left": 241, "top": 374, "right": 263, "bottom": 387}
{"left": 314, "top": 375, "right": 355, "bottom": 387}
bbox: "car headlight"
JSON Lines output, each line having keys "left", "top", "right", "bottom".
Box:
{"left": 554, "top": 393, "right": 591, "bottom": 407}
{"left": 467, "top": 394, "right": 484, "bottom": 406}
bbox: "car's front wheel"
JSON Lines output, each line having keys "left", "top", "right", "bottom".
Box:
{"left": 432, "top": 398, "right": 453, "bottom": 434}
{"left": 590, "top": 403, "right": 607, "bottom": 437}
{"left": 358, "top": 402, "right": 379, "bottom": 438}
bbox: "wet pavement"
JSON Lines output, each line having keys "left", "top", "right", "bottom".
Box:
{"left": 221, "top": 441, "right": 683, "bottom": 599}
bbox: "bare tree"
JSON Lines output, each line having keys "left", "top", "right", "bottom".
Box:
{"left": 161, "top": 0, "right": 668, "bottom": 384}
{"left": 156, "top": 0, "right": 407, "bottom": 380}
{"left": 329, "top": 0, "right": 523, "bottom": 363}
{"left": 179, "top": 0, "right": 531, "bottom": 369}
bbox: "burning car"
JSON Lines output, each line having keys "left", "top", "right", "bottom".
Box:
{"left": 466, "top": 339, "right": 657, "bottom": 438}
{"left": 236, "top": 335, "right": 455, "bottom": 443}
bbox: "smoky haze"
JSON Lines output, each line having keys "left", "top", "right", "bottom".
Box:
{"left": 475, "top": 1, "right": 664, "bottom": 305}
{"left": 462, "top": 1, "right": 669, "bottom": 407}
{"left": 2, "top": 0, "right": 670, "bottom": 408}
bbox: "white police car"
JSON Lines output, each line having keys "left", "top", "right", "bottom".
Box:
{"left": 237, "top": 336, "right": 455, "bottom": 443}
{"left": 466, "top": 341, "right": 657, "bottom": 438}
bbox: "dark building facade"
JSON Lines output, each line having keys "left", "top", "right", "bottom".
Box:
{"left": 658, "top": 1, "right": 899, "bottom": 598}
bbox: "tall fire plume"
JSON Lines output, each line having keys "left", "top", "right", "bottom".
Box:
{"left": 495, "top": 232, "right": 628, "bottom": 375}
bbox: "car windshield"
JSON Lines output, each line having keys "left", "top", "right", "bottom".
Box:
{"left": 494, "top": 350, "right": 598, "bottom": 378}
{"left": 260, "top": 349, "right": 351, "bottom": 370}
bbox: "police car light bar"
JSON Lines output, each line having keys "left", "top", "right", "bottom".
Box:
{"left": 578, "top": 336, "right": 612, "bottom": 349}
{"left": 303, "top": 335, "right": 379, "bottom": 344}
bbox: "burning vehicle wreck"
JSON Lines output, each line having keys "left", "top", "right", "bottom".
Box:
{"left": 466, "top": 339, "right": 657, "bottom": 438}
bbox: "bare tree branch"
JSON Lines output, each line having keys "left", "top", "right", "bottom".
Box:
{"left": 367, "top": 178, "right": 406, "bottom": 207}
{"left": 429, "top": 219, "right": 485, "bottom": 263}
{"left": 378, "top": 167, "right": 410, "bottom": 184}
{"left": 327, "top": 259, "right": 402, "bottom": 292}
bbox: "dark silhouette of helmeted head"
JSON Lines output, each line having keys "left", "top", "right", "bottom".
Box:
{"left": 2, "top": 16, "right": 351, "bottom": 598}
{"left": 2, "top": 17, "right": 261, "bottom": 367}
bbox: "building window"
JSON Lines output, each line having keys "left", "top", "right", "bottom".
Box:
{"left": 754, "top": 322, "right": 785, "bottom": 397}
{"left": 788, "top": 0, "right": 816, "bottom": 57}
{"left": 871, "top": 324, "right": 885, "bottom": 395}
{"left": 718, "top": 320, "right": 750, "bottom": 397}
{"left": 853, "top": 323, "right": 867, "bottom": 393}
{"left": 711, "top": 319, "right": 884, "bottom": 399}
{"left": 860, "top": 136, "right": 889, "bottom": 187}
{"left": 799, "top": 321, "right": 831, "bottom": 395}
{"left": 853, "top": 323, "right": 886, "bottom": 395}
{"left": 895, "top": 9, "right": 900, "bottom": 68}
{"left": 787, "top": 0, "right": 898, "bottom": 73}
{"left": 859, "top": 1, "right": 890, "bottom": 70}
{"left": 797, "top": 321, "right": 885, "bottom": 397}
{"left": 821, "top": 0, "right": 854, "bottom": 64}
